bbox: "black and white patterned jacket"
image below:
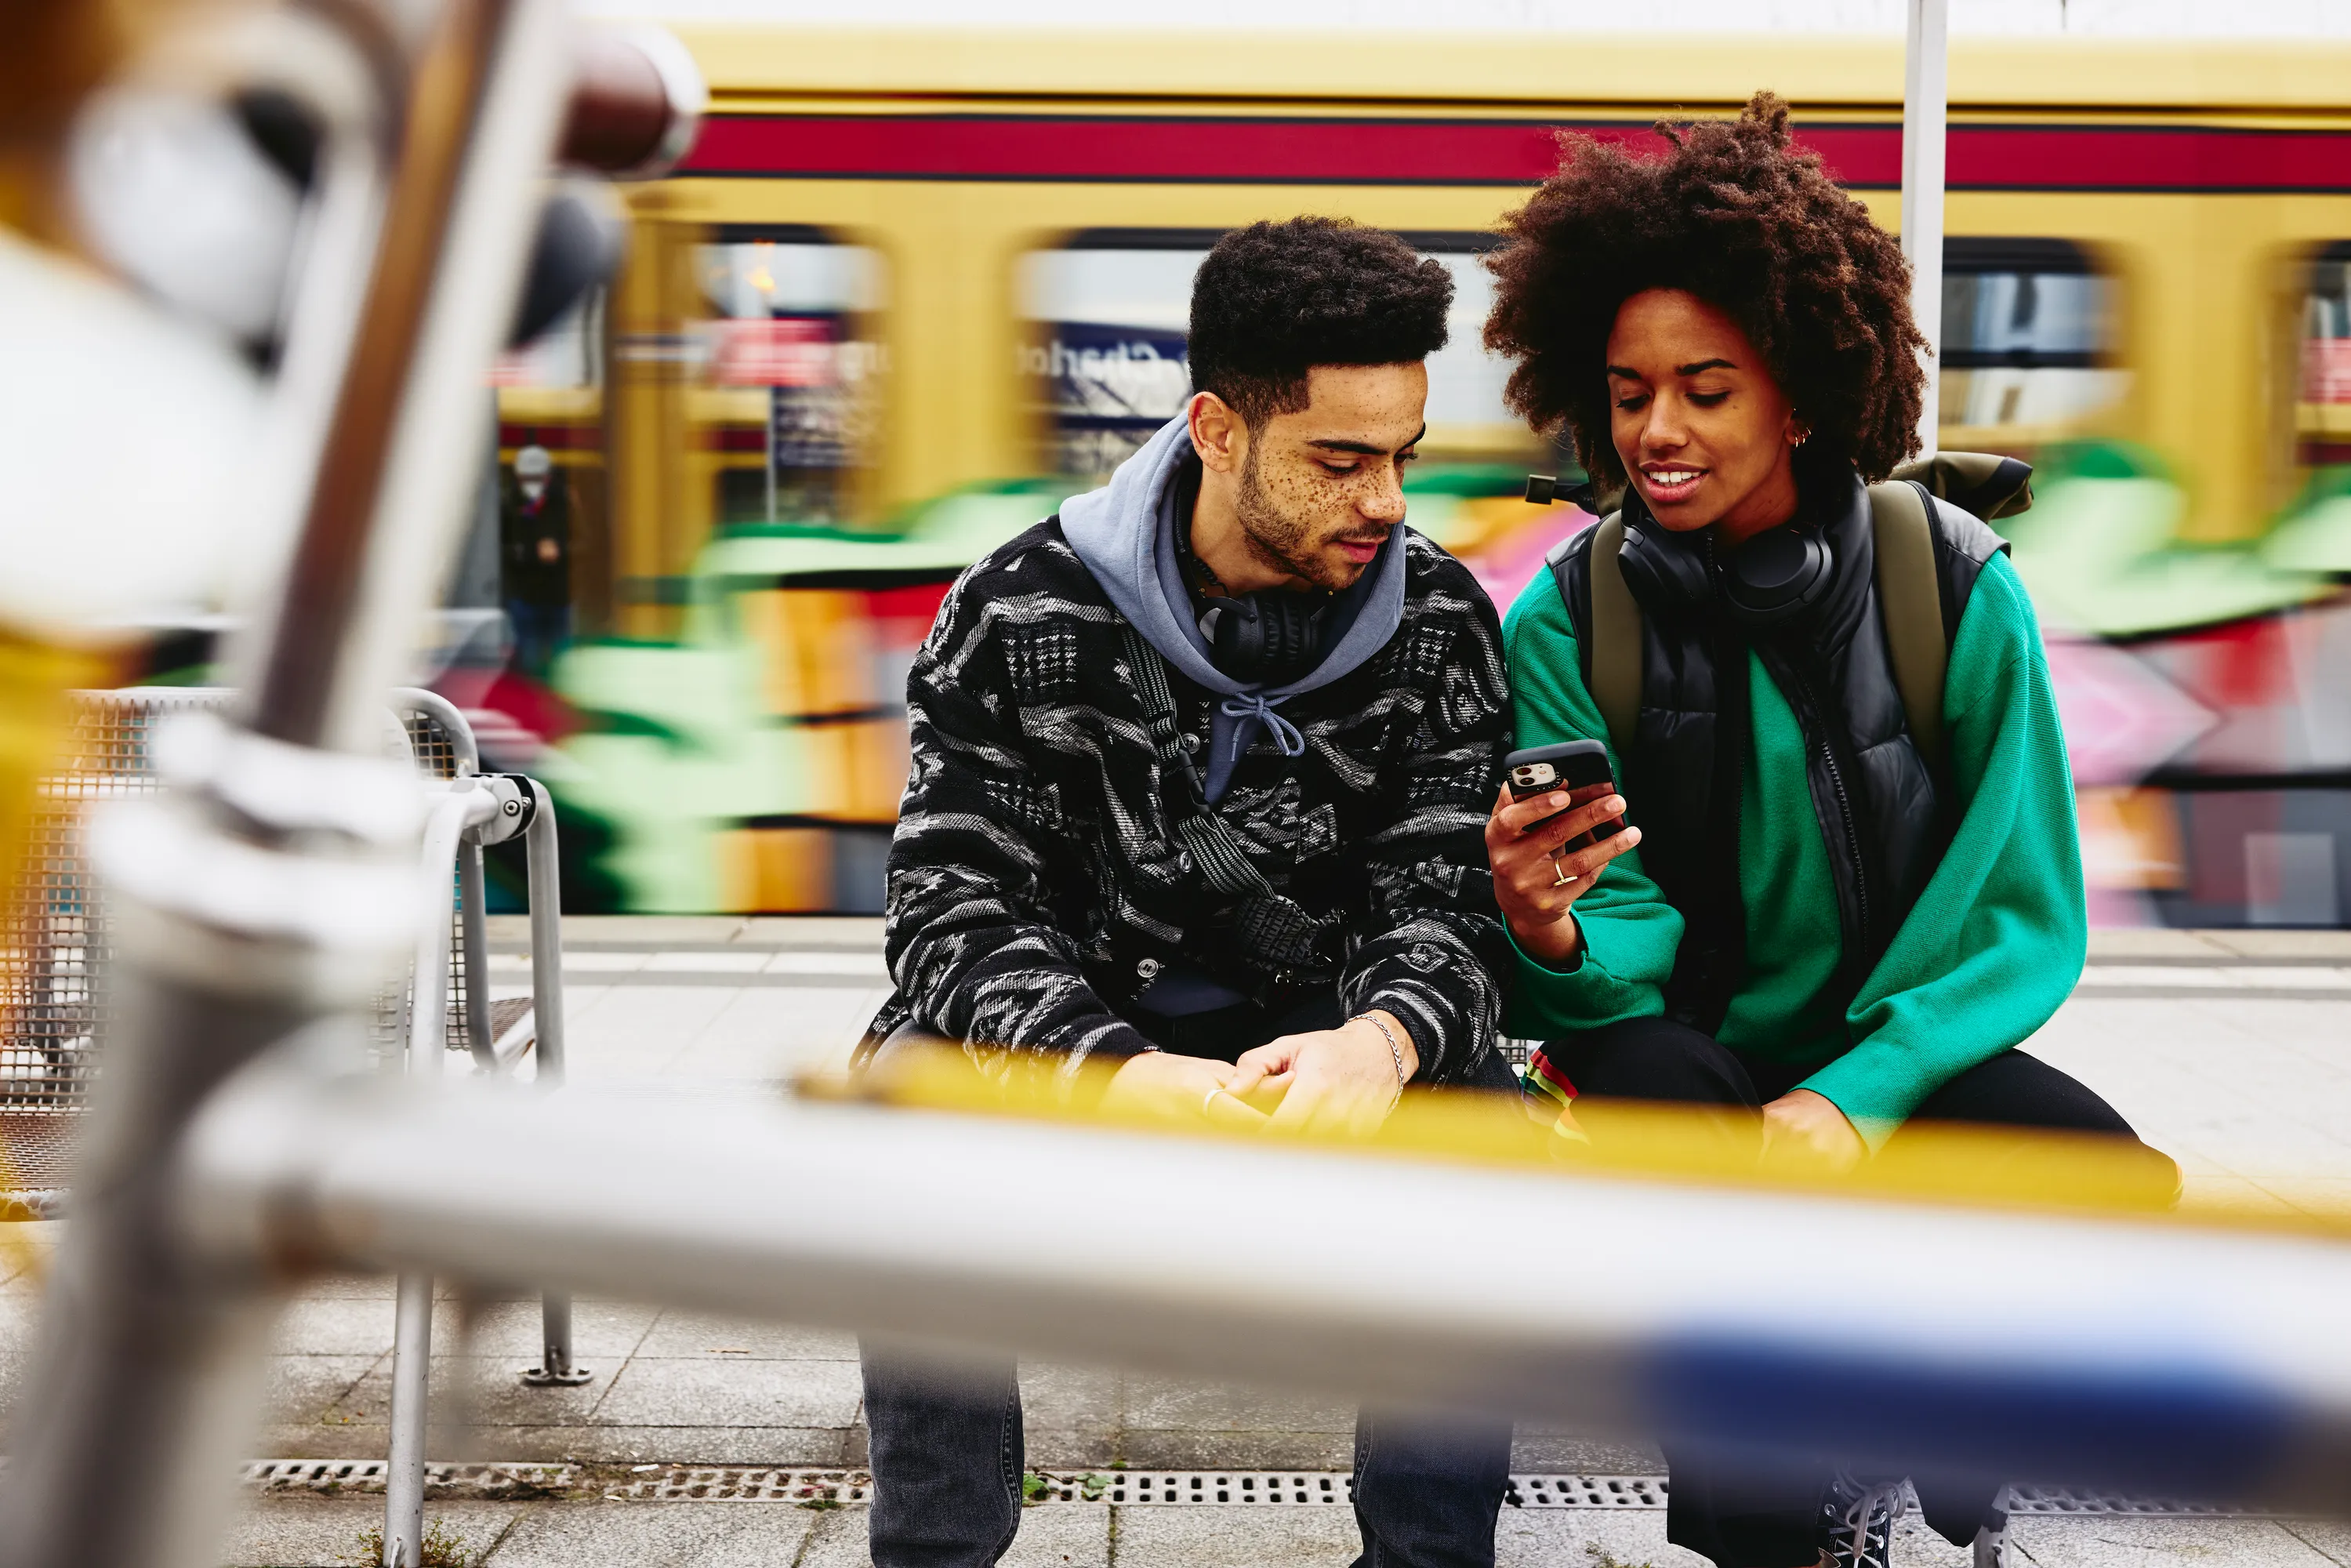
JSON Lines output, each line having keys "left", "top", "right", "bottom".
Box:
{"left": 860, "top": 516, "right": 1511, "bottom": 1097}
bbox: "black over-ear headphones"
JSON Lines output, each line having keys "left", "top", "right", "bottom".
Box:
{"left": 1712, "top": 521, "right": 1834, "bottom": 628}
{"left": 1198, "top": 594, "right": 1326, "bottom": 683}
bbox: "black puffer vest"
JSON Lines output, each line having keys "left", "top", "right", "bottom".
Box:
{"left": 1550, "top": 460, "right": 2006, "bottom": 1028}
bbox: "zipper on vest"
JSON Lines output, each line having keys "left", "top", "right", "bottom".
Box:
{"left": 1793, "top": 663, "right": 1872, "bottom": 943}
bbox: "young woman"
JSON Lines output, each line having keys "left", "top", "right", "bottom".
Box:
{"left": 1478, "top": 96, "right": 2177, "bottom": 1568}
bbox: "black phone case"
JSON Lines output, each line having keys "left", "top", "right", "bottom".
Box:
{"left": 1502, "top": 740, "right": 1621, "bottom": 844}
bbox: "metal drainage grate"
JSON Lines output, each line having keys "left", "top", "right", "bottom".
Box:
{"left": 2006, "top": 1486, "right": 2262, "bottom": 1518}
{"left": 594, "top": 1468, "right": 1667, "bottom": 1507}
{"left": 604, "top": 1468, "right": 871, "bottom": 1504}
{"left": 233, "top": 1465, "right": 2271, "bottom": 1518}
{"left": 1514, "top": 1475, "right": 1670, "bottom": 1508}
{"left": 1059, "top": 1473, "right": 1347, "bottom": 1505}
{"left": 243, "top": 1461, "right": 575, "bottom": 1498}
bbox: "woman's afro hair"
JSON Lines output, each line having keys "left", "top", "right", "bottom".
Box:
{"left": 1482, "top": 93, "right": 1928, "bottom": 485}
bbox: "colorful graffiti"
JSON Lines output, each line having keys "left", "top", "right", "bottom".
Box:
{"left": 454, "top": 440, "right": 2351, "bottom": 929}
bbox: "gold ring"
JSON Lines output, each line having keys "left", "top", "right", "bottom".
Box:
{"left": 1202, "top": 1087, "right": 1224, "bottom": 1115}
{"left": 1551, "top": 851, "right": 1574, "bottom": 888}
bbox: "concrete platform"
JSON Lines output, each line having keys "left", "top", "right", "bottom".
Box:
{"left": 8, "top": 918, "right": 2351, "bottom": 1564}
{"left": 203, "top": 1494, "right": 2351, "bottom": 1567}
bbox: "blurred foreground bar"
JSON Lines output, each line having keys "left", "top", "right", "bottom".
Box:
{"left": 180, "top": 1060, "right": 2351, "bottom": 1513}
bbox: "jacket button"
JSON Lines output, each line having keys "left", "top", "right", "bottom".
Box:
{"left": 1180, "top": 734, "right": 1202, "bottom": 753}
{"left": 1136, "top": 957, "right": 1163, "bottom": 982}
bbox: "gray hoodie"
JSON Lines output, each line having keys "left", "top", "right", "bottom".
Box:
{"left": 1059, "top": 414, "right": 1406, "bottom": 804}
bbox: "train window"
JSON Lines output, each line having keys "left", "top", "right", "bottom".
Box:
{"left": 695, "top": 226, "right": 886, "bottom": 526}
{"left": 1018, "top": 229, "right": 1531, "bottom": 480}
{"left": 1941, "top": 238, "right": 2124, "bottom": 441}
{"left": 2297, "top": 244, "right": 2351, "bottom": 467}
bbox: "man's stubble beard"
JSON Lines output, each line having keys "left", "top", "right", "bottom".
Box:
{"left": 1235, "top": 441, "right": 1350, "bottom": 593}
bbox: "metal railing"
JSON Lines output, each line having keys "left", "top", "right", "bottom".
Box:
{"left": 0, "top": 689, "right": 504, "bottom": 1167}
{"left": 0, "top": 687, "right": 575, "bottom": 1568}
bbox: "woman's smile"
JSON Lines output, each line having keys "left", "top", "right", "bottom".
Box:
{"left": 1638, "top": 463, "right": 1707, "bottom": 506}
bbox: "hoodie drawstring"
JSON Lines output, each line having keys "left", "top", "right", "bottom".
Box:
{"left": 1219, "top": 693, "right": 1305, "bottom": 764}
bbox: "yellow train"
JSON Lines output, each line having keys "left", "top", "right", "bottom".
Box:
{"left": 493, "top": 27, "right": 2351, "bottom": 921}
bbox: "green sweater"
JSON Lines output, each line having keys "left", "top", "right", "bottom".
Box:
{"left": 1501, "top": 550, "right": 2086, "bottom": 1149}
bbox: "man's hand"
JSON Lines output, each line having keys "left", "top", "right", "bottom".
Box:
{"left": 1760, "top": 1088, "right": 1865, "bottom": 1174}
{"left": 1484, "top": 783, "right": 1642, "bottom": 967}
{"left": 1100, "top": 1050, "right": 1268, "bottom": 1129}
{"left": 1229, "top": 1012, "right": 1417, "bottom": 1138}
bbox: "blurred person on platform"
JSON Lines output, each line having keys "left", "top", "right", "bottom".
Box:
{"left": 854, "top": 218, "right": 1518, "bottom": 1568}
{"left": 499, "top": 443, "right": 571, "bottom": 678}
{"left": 1478, "top": 95, "right": 2177, "bottom": 1568}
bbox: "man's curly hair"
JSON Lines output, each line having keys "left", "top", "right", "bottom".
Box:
{"left": 1191, "top": 217, "right": 1453, "bottom": 426}
{"left": 1483, "top": 93, "right": 1927, "bottom": 485}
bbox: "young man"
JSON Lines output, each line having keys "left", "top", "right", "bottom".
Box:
{"left": 856, "top": 218, "right": 1517, "bottom": 1568}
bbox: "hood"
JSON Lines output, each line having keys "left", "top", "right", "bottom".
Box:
{"left": 1059, "top": 415, "right": 1410, "bottom": 801}
{"left": 1059, "top": 415, "right": 1406, "bottom": 704}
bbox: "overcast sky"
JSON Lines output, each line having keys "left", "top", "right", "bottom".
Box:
{"left": 575, "top": 0, "right": 2349, "bottom": 38}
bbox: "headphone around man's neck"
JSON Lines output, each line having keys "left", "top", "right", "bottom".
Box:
{"left": 1195, "top": 593, "right": 1326, "bottom": 683}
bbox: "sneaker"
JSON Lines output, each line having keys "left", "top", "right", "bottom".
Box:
{"left": 1816, "top": 1468, "right": 1907, "bottom": 1568}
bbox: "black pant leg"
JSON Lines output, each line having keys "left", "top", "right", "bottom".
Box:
{"left": 1880, "top": 1051, "right": 2176, "bottom": 1547}
{"left": 1894, "top": 1048, "right": 2182, "bottom": 1203}
{"left": 1542, "top": 1019, "right": 1832, "bottom": 1563}
{"left": 1542, "top": 1015, "right": 1767, "bottom": 1163}
{"left": 1904, "top": 1047, "right": 2137, "bottom": 1134}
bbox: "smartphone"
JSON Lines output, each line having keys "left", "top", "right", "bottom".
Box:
{"left": 1503, "top": 739, "right": 1622, "bottom": 849}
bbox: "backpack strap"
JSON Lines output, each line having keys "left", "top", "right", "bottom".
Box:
{"left": 1544, "top": 512, "right": 1642, "bottom": 750}
{"left": 1554, "top": 486, "right": 1979, "bottom": 770}
{"left": 1866, "top": 478, "right": 1947, "bottom": 769}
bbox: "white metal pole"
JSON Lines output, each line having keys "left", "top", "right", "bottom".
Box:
{"left": 385, "top": 786, "right": 498, "bottom": 1568}
{"left": 520, "top": 780, "right": 591, "bottom": 1387}
{"left": 1901, "top": 0, "right": 1950, "bottom": 457}
{"left": 176, "top": 1070, "right": 2349, "bottom": 1512}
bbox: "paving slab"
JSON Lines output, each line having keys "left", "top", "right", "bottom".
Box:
{"left": 1495, "top": 1507, "right": 1711, "bottom": 1568}
{"left": 661, "top": 984, "right": 883, "bottom": 1082}
{"left": 483, "top": 1500, "right": 819, "bottom": 1567}
{"left": 2008, "top": 1515, "right": 2345, "bottom": 1566}
{"left": 2083, "top": 927, "right": 2237, "bottom": 961}
{"left": 1507, "top": 1428, "right": 1666, "bottom": 1473}
{"left": 1119, "top": 1428, "right": 1356, "bottom": 1469}
{"left": 264, "top": 1355, "right": 389, "bottom": 1430}
{"left": 223, "top": 1495, "right": 523, "bottom": 1568}
{"left": 271, "top": 1298, "right": 399, "bottom": 1359}
{"left": 633, "top": 1311, "right": 860, "bottom": 1361}
{"left": 733, "top": 916, "right": 889, "bottom": 949}
{"left": 591, "top": 1355, "right": 865, "bottom": 1431}
{"left": 445, "top": 1296, "right": 661, "bottom": 1363}
{"left": 328, "top": 1356, "right": 608, "bottom": 1430}
{"left": 2280, "top": 1518, "right": 2351, "bottom": 1566}
{"left": 2196, "top": 929, "right": 2351, "bottom": 960}
{"left": 797, "top": 1500, "right": 1111, "bottom": 1566}
{"left": 1123, "top": 1376, "right": 1356, "bottom": 1435}
{"left": 482, "top": 1424, "right": 854, "bottom": 1465}
{"left": 1105, "top": 1502, "right": 1361, "bottom": 1566}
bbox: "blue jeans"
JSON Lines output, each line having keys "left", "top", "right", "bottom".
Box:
{"left": 861, "top": 1345, "right": 1514, "bottom": 1567}
{"left": 504, "top": 598, "right": 571, "bottom": 680}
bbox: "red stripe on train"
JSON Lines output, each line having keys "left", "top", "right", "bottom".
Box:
{"left": 678, "top": 114, "right": 2351, "bottom": 192}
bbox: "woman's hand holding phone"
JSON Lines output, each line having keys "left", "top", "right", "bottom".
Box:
{"left": 1485, "top": 749, "right": 1642, "bottom": 967}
